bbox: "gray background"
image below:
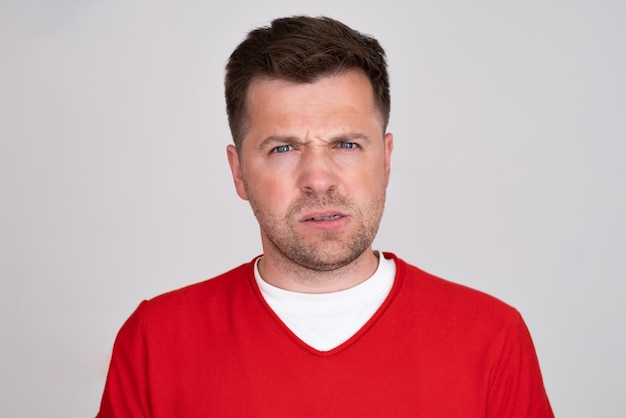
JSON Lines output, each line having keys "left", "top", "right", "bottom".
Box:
{"left": 1, "top": 0, "right": 624, "bottom": 416}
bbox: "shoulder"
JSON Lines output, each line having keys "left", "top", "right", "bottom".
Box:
{"left": 132, "top": 257, "right": 259, "bottom": 325}
{"left": 385, "top": 252, "right": 521, "bottom": 326}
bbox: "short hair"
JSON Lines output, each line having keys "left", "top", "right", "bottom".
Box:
{"left": 225, "top": 15, "right": 390, "bottom": 148}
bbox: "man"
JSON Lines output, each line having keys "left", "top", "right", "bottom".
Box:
{"left": 97, "top": 16, "right": 553, "bottom": 417}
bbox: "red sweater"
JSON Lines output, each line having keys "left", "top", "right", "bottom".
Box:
{"left": 97, "top": 253, "right": 553, "bottom": 417}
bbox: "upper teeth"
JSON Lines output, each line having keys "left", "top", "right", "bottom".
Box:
{"left": 310, "top": 215, "right": 341, "bottom": 221}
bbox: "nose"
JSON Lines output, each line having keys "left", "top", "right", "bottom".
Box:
{"left": 296, "top": 149, "right": 338, "bottom": 195}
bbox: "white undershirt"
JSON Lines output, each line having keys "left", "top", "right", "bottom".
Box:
{"left": 254, "top": 252, "right": 396, "bottom": 351}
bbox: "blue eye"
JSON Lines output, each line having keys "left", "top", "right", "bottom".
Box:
{"left": 338, "top": 142, "right": 357, "bottom": 149}
{"left": 272, "top": 145, "right": 293, "bottom": 153}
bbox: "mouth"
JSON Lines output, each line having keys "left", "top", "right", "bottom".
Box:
{"left": 305, "top": 214, "right": 344, "bottom": 221}
{"left": 299, "top": 210, "right": 349, "bottom": 231}
{"left": 300, "top": 210, "right": 348, "bottom": 222}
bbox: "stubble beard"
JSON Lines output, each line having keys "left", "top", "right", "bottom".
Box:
{"left": 247, "top": 188, "right": 386, "bottom": 273}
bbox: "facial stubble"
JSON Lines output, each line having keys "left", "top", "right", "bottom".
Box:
{"left": 245, "top": 184, "right": 386, "bottom": 273}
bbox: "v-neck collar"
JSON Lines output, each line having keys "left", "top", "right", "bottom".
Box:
{"left": 245, "top": 252, "right": 405, "bottom": 357}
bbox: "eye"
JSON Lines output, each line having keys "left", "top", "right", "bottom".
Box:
{"left": 337, "top": 142, "right": 358, "bottom": 149}
{"left": 272, "top": 145, "right": 293, "bottom": 153}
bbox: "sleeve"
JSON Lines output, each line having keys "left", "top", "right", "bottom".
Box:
{"left": 96, "top": 301, "right": 152, "bottom": 418}
{"left": 487, "top": 313, "right": 554, "bottom": 417}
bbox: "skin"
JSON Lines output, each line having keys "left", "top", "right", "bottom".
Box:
{"left": 227, "top": 70, "right": 393, "bottom": 293}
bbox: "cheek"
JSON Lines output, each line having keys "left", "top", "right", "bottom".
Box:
{"left": 246, "top": 174, "right": 293, "bottom": 209}
{"left": 348, "top": 161, "right": 387, "bottom": 192}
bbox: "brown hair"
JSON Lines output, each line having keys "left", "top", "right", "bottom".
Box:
{"left": 225, "top": 15, "right": 390, "bottom": 148}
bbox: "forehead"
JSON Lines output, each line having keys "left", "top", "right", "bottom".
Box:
{"left": 245, "top": 70, "right": 382, "bottom": 131}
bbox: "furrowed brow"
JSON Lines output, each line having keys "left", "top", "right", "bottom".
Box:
{"left": 330, "top": 132, "right": 371, "bottom": 143}
{"left": 257, "top": 135, "right": 301, "bottom": 151}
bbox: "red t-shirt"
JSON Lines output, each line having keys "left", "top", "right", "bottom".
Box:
{"left": 97, "top": 253, "right": 553, "bottom": 417}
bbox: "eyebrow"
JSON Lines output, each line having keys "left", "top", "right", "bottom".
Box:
{"left": 331, "top": 132, "right": 372, "bottom": 143}
{"left": 257, "top": 135, "right": 301, "bottom": 152}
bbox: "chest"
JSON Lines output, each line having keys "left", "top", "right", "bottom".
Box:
{"left": 144, "top": 301, "right": 494, "bottom": 417}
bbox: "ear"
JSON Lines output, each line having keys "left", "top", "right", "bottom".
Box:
{"left": 226, "top": 144, "right": 248, "bottom": 200}
{"left": 383, "top": 132, "right": 393, "bottom": 186}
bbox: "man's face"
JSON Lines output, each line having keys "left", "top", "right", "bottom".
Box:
{"left": 227, "top": 70, "right": 393, "bottom": 272}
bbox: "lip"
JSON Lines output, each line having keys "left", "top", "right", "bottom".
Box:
{"left": 300, "top": 210, "right": 349, "bottom": 223}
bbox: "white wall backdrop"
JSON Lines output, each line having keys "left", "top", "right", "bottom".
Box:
{"left": 1, "top": 0, "right": 624, "bottom": 416}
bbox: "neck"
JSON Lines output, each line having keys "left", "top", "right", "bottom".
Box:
{"left": 257, "top": 246, "right": 380, "bottom": 294}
